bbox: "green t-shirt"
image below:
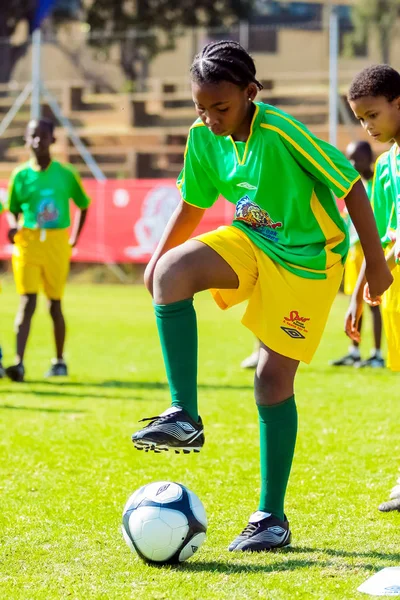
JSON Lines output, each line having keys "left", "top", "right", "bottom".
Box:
{"left": 7, "top": 160, "right": 91, "bottom": 229}
{"left": 177, "top": 102, "right": 359, "bottom": 279}
{"left": 372, "top": 144, "right": 399, "bottom": 247}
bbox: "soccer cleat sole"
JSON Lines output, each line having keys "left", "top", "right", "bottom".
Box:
{"left": 232, "top": 534, "right": 292, "bottom": 553}
{"left": 133, "top": 439, "right": 202, "bottom": 453}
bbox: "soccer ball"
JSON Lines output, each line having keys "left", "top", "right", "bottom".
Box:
{"left": 121, "top": 481, "right": 207, "bottom": 564}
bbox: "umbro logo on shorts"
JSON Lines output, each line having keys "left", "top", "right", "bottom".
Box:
{"left": 237, "top": 182, "right": 257, "bottom": 190}
{"left": 281, "top": 326, "right": 305, "bottom": 339}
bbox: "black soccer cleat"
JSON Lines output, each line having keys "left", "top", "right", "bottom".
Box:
{"left": 45, "top": 359, "right": 68, "bottom": 378}
{"left": 5, "top": 363, "right": 25, "bottom": 383}
{"left": 356, "top": 354, "right": 385, "bottom": 369}
{"left": 229, "top": 511, "right": 291, "bottom": 552}
{"left": 132, "top": 407, "right": 204, "bottom": 453}
{"left": 329, "top": 353, "right": 361, "bottom": 367}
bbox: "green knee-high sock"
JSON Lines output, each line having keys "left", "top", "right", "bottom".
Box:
{"left": 258, "top": 396, "right": 298, "bottom": 520}
{"left": 154, "top": 299, "right": 198, "bottom": 421}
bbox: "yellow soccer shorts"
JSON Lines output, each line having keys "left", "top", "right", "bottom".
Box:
{"left": 381, "top": 263, "right": 400, "bottom": 372}
{"left": 343, "top": 241, "right": 364, "bottom": 296}
{"left": 12, "top": 228, "right": 72, "bottom": 299}
{"left": 195, "top": 226, "right": 343, "bottom": 364}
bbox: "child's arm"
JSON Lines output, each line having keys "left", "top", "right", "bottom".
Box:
{"left": 344, "top": 179, "right": 393, "bottom": 299}
{"left": 144, "top": 200, "right": 205, "bottom": 295}
{"left": 6, "top": 211, "right": 19, "bottom": 244}
{"left": 344, "top": 243, "right": 396, "bottom": 341}
{"left": 69, "top": 208, "right": 88, "bottom": 247}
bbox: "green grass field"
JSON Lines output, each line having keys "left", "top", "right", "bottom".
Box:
{"left": 0, "top": 282, "right": 399, "bottom": 600}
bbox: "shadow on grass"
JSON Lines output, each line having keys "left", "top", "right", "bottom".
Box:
{"left": 0, "top": 403, "right": 86, "bottom": 413}
{"left": 23, "top": 380, "right": 254, "bottom": 391}
{"left": 0, "top": 388, "right": 143, "bottom": 401}
{"left": 166, "top": 546, "right": 400, "bottom": 574}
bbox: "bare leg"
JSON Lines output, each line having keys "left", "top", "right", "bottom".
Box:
{"left": 255, "top": 343, "right": 299, "bottom": 406}
{"left": 15, "top": 294, "right": 37, "bottom": 363}
{"left": 48, "top": 299, "right": 66, "bottom": 360}
{"left": 153, "top": 239, "right": 239, "bottom": 304}
{"left": 370, "top": 304, "right": 382, "bottom": 351}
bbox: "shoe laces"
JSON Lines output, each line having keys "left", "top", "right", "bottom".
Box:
{"left": 239, "top": 522, "right": 259, "bottom": 538}
{"left": 139, "top": 414, "right": 170, "bottom": 425}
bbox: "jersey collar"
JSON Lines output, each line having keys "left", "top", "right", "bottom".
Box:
{"left": 229, "top": 103, "right": 262, "bottom": 166}
{"left": 29, "top": 158, "right": 53, "bottom": 172}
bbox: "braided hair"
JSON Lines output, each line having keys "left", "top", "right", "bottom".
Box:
{"left": 190, "top": 41, "right": 263, "bottom": 91}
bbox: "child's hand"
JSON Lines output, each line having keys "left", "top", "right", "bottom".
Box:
{"left": 344, "top": 300, "right": 363, "bottom": 343}
{"left": 365, "top": 261, "right": 393, "bottom": 299}
{"left": 395, "top": 240, "right": 400, "bottom": 264}
{"left": 363, "top": 283, "right": 382, "bottom": 306}
{"left": 7, "top": 228, "right": 18, "bottom": 244}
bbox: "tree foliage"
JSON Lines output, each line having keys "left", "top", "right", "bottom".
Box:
{"left": 86, "top": 0, "right": 254, "bottom": 82}
{"left": 345, "top": 0, "right": 400, "bottom": 63}
{"left": 0, "top": 0, "right": 253, "bottom": 84}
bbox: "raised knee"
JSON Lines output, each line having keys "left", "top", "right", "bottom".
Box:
{"left": 154, "top": 250, "right": 192, "bottom": 294}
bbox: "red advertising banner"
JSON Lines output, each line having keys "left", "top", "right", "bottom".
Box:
{"left": 0, "top": 179, "right": 236, "bottom": 263}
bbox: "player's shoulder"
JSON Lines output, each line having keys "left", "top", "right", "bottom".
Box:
{"left": 188, "top": 118, "right": 210, "bottom": 140}
{"left": 187, "top": 118, "right": 214, "bottom": 156}
{"left": 374, "top": 149, "right": 391, "bottom": 173}
{"left": 376, "top": 149, "right": 391, "bottom": 164}
{"left": 55, "top": 161, "right": 79, "bottom": 175}
{"left": 258, "top": 102, "right": 306, "bottom": 135}
{"left": 10, "top": 161, "right": 31, "bottom": 180}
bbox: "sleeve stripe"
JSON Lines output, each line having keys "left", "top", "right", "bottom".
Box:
{"left": 264, "top": 109, "right": 352, "bottom": 185}
{"left": 260, "top": 123, "right": 350, "bottom": 194}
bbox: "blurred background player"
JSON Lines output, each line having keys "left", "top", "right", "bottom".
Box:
{"left": 345, "top": 64, "right": 400, "bottom": 511}
{"left": 330, "top": 140, "right": 384, "bottom": 368}
{"left": 5, "top": 118, "right": 91, "bottom": 382}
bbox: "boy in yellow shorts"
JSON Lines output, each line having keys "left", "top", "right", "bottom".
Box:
{"left": 131, "top": 41, "right": 392, "bottom": 551}
{"left": 330, "top": 140, "right": 384, "bottom": 368}
{"left": 345, "top": 64, "right": 400, "bottom": 511}
{"left": 5, "top": 119, "right": 91, "bottom": 382}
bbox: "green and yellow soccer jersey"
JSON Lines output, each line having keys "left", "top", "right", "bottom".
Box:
{"left": 372, "top": 145, "right": 399, "bottom": 247}
{"left": 7, "top": 160, "right": 91, "bottom": 229}
{"left": 177, "top": 102, "right": 359, "bottom": 279}
{"left": 344, "top": 176, "right": 373, "bottom": 247}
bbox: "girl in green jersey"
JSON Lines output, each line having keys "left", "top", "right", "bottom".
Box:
{"left": 132, "top": 41, "right": 392, "bottom": 551}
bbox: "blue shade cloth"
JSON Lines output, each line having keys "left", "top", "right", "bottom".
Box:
{"left": 33, "top": 0, "right": 58, "bottom": 29}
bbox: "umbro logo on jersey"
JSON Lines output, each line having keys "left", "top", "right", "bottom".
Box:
{"left": 281, "top": 327, "right": 305, "bottom": 339}
{"left": 237, "top": 182, "right": 257, "bottom": 190}
{"left": 176, "top": 421, "right": 196, "bottom": 433}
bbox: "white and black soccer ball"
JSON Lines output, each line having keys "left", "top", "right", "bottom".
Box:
{"left": 121, "top": 481, "right": 207, "bottom": 564}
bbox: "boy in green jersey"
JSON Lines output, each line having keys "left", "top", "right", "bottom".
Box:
{"left": 330, "top": 140, "right": 384, "bottom": 368}
{"left": 132, "top": 41, "right": 392, "bottom": 551}
{"left": 345, "top": 64, "right": 400, "bottom": 512}
{"left": 5, "top": 119, "right": 91, "bottom": 382}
